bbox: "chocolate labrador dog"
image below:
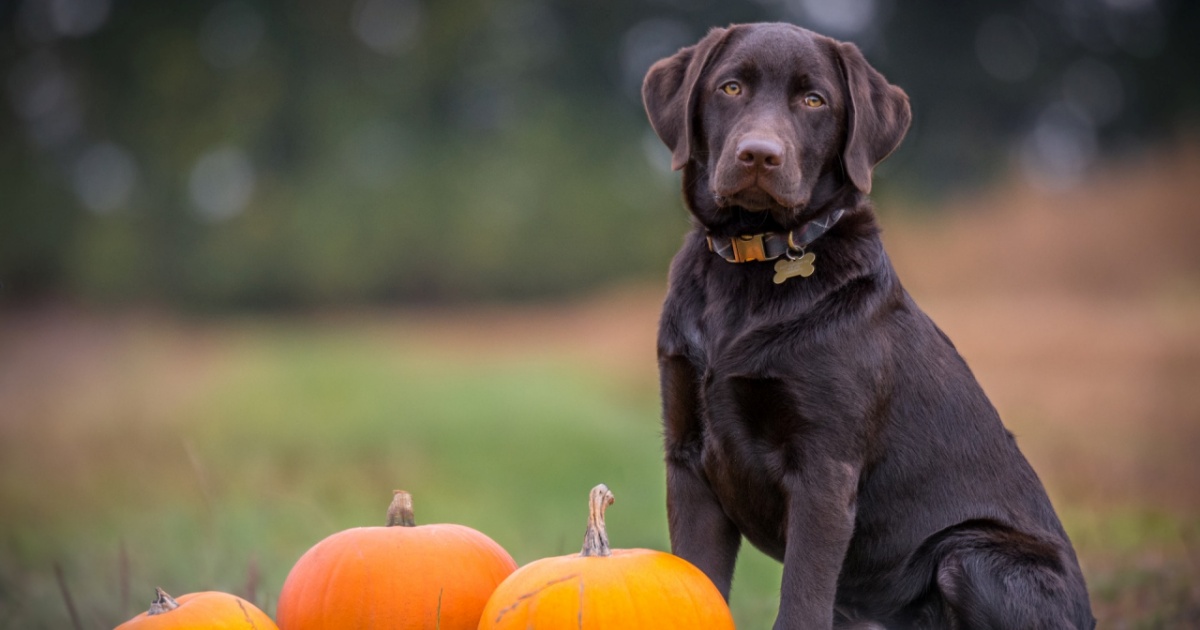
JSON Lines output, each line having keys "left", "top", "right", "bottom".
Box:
{"left": 642, "top": 23, "right": 1094, "bottom": 629}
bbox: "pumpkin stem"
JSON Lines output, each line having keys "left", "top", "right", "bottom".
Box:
{"left": 387, "top": 490, "right": 416, "bottom": 527}
{"left": 147, "top": 587, "right": 180, "bottom": 615}
{"left": 580, "top": 484, "right": 614, "bottom": 557}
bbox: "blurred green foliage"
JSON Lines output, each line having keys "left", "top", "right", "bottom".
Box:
{"left": 1, "top": 0, "right": 1197, "bottom": 307}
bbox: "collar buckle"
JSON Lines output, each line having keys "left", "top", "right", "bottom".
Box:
{"left": 731, "top": 233, "right": 767, "bottom": 262}
{"left": 705, "top": 232, "right": 775, "bottom": 263}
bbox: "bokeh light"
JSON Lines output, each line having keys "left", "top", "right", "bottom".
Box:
{"left": 17, "top": 0, "right": 111, "bottom": 41}
{"left": 6, "top": 50, "right": 82, "bottom": 149}
{"left": 188, "top": 146, "right": 256, "bottom": 222}
{"left": 351, "top": 0, "right": 422, "bottom": 57}
{"left": 1019, "top": 102, "right": 1099, "bottom": 191}
{"left": 72, "top": 142, "right": 138, "bottom": 213}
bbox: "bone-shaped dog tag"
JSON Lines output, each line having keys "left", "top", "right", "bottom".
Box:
{"left": 773, "top": 252, "right": 816, "bottom": 284}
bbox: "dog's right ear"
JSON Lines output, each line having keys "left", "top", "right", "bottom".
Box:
{"left": 642, "top": 27, "right": 733, "bottom": 171}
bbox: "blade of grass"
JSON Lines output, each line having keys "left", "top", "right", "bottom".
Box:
{"left": 118, "top": 538, "right": 130, "bottom": 617}
{"left": 53, "top": 562, "right": 83, "bottom": 630}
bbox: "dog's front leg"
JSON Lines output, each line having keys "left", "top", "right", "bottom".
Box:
{"left": 666, "top": 459, "right": 741, "bottom": 598}
{"left": 660, "top": 353, "right": 741, "bottom": 599}
{"left": 774, "top": 458, "right": 860, "bottom": 630}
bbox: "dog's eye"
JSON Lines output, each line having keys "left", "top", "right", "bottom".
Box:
{"left": 720, "top": 81, "right": 742, "bottom": 96}
{"left": 803, "top": 94, "right": 826, "bottom": 108}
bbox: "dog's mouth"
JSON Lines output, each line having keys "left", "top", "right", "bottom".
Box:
{"left": 714, "top": 182, "right": 806, "bottom": 217}
{"left": 709, "top": 191, "right": 807, "bottom": 234}
{"left": 717, "top": 186, "right": 778, "bottom": 211}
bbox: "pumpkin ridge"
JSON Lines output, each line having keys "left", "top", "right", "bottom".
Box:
{"left": 236, "top": 599, "right": 256, "bottom": 629}
{"left": 490, "top": 572, "right": 581, "bottom": 625}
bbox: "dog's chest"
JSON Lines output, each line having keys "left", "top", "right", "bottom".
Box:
{"left": 662, "top": 265, "right": 863, "bottom": 556}
{"left": 698, "top": 369, "right": 801, "bottom": 558}
{"left": 687, "top": 324, "right": 826, "bottom": 558}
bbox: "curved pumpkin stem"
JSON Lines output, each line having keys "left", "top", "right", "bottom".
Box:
{"left": 387, "top": 490, "right": 416, "bottom": 527}
{"left": 580, "top": 484, "right": 615, "bottom": 557}
{"left": 147, "top": 587, "right": 179, "bottom": 616}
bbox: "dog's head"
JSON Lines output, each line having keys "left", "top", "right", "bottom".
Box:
{"left": 643, "top": 23, "right": 911, "bottom": 231}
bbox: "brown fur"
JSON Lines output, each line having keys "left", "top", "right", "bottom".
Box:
{"left": 643, "top": 23, "right": 1095, "bottom": 629}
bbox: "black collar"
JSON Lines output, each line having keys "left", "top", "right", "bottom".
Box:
{"left": 706, "top": 208, "right": 846, "bottom": 263}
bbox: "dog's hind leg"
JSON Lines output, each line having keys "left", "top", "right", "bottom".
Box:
{"left": 933, "top": 525, "right": 1095, "bottom": 630}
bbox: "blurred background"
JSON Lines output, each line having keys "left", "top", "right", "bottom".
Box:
{"left": 1, "top": 0, "right": 1198, "bottom": 627}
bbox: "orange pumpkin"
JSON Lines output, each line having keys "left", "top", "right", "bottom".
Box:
{"left": 114, "top": 587, "right": 278, "bottom": 629}
{"left": 276, "top": 490, "right": 517, "bottom": 630}
{"left": 478, "top": 484, "right": 735, "bottom": 629}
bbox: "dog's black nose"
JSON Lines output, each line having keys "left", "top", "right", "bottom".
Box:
{"left": 736, "top": 138, "right": 784, "bottom": 170}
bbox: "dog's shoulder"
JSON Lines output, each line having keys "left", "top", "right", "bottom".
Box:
{"left": 658, "top": 231, "right": 711, "bottom": 361}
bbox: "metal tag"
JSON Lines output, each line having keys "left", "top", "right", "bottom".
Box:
{"left": 773, "top": 252, "right": 816, "bottom": 284}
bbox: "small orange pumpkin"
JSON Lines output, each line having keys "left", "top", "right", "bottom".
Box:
{"left": 276, "top": 490, "right": 517, "bottom": 630}
{"left": 478, "top": 484, "right": 735, "bottom": 629}
{"left": 114, "top": 587, "right": 278, "bottom": 629}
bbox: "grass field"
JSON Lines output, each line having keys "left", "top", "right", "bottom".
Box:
{"left": 2, "top": 147, "right": 1199, "bottom": 628}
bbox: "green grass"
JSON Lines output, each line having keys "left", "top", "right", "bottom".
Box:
{"left": 1, "top": 317, "right": 1195, "bottom": 628}
{"left": 0, "top": 321, "right": 788, "bottom": 628}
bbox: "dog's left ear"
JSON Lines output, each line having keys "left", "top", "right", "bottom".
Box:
{"left": 835, "top": 41, "right": 911, "bottom": 194}
{"left": 642, "top": 27, "right": 735, "bottom": 171}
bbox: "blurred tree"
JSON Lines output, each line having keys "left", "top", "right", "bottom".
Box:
{"left": 0, "top": 0, "right": 1196, "bottom": 307}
